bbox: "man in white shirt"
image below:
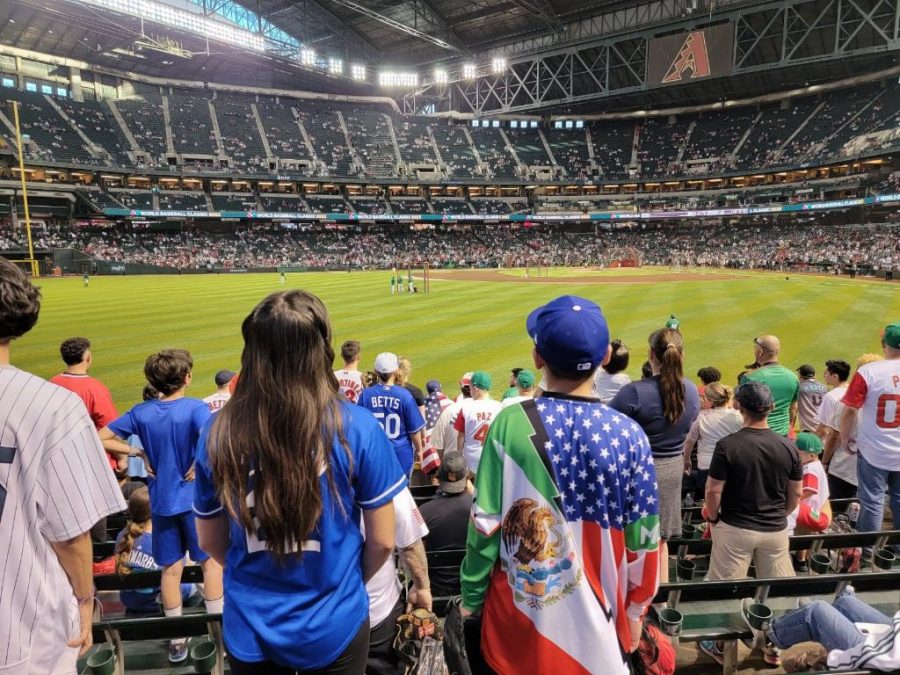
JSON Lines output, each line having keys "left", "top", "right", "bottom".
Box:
{"left": 0, "top": 258, "right": 126, "bottom": 675}
{"left": 203, "top": 369, "right": 234, "bottom": 413}
{"left": 432, "top": 373, "right": 471, "bottom": 458}
{"left": 815, "top": 360, "right": 855, "bottom": 500}
{"left": 454, "top": 371, "right": 503, "bottom": 474}
{"left": 334, "top": 339, "right": 364, "bottom": 403}
{"left": 366, "top": 488, "right": 430, "bottom": 675}
{"left": 840, "top": 323, "right": 900, "bottom": 543}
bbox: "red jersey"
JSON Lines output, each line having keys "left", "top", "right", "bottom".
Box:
{"left": 49, "top": 373, "right": 119, "bottom": 469}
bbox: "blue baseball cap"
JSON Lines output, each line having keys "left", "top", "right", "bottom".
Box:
{"left": 526, "top": 296, "right": 610, "bottom": 374}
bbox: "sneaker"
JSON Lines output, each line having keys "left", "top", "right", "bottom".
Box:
{"left": 698, "top": 640, "right": 724, "bottom": 666}
{"left": 168, "top": 639, "right": 188, "bottom": 664}
{"left": 792, "top": 557, "right": 809, "bottom": 574}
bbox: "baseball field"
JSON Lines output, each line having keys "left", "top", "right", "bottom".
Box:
{"left": 13, "top": 267, "right": 899, "bottom": 410}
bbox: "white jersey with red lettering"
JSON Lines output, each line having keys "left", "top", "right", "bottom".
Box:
{"left": 334, "top": 369, "right": 364, "bottom": 404}
{"left": 841, "top": 359, "right": 900, "bottom": 471}
{"left": 0, "top": 366, "right": 125, "bottom": 675}
{"left": 454, "top": 398, "right": 503, "bottom": 473}
{"left": 203, "top": 391, "right": 231, "bottom": 413}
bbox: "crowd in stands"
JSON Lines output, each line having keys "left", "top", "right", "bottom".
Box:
{"left": 4, "top": 78, "right": 900, "bottom": 182}
{"left": 3, "top": 219, "right": 897, "bottom": 272}
{"left": 3, "top": 252, "right": 898, "bottom": 675}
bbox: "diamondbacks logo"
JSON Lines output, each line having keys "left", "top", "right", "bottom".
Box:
{"left": 662, "top": 31, "right": 711, "bottom": 83}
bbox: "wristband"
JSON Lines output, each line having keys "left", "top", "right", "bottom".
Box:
{"left": 707, "top": 516, "right": 719, "bottom": 525}
{"left": 75, "top": 593, "right": 95, "bottom": 607}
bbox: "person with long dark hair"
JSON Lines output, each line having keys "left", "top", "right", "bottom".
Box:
{"left": 610, "top": 328, "right": 700, "bottom": 583}
{"left": 193, "top": 290, "right": 404, "bottom": 675}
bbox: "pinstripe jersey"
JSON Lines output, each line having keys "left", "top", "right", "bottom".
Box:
{"left": 0, "top": 366, "right": 125, "bottom": 674}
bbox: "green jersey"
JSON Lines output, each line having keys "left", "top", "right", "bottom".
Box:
{"left": 740, "top": 364, "right": 799, "bottom": 436}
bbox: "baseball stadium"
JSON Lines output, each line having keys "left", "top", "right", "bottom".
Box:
{"left": 0, "top": 0, "right": 899, "bottom": 672}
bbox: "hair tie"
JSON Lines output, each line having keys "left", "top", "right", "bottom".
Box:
{"left": 666, "top": 343, "right": 678, "bottom": 350}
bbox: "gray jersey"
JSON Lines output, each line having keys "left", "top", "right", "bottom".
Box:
{"left": 797, "top": 378, "right": 828, "bottom": 432}
{"left": 0, "top": 366, "right": 125, "bottom": 674}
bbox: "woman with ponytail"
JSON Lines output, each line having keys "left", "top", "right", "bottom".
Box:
{"left": 193, "top": 290, "right": 404, "bottom": 675}
{"left": 610, "top": 328, "right": 700, "bottom": 582}
{"left": 114, "top": 487, "right": 196, "bottom": 613}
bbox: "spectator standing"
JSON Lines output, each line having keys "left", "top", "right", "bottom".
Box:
{"left": 700, "top": 381, "right": 802, "bottom": 666}
{"left": 501, "top": 367, "right": 524, "bottom": 400}
{"left": 740, "top": 336, "right": 799, "bottom": 436}
{"left": 593, "top": 339, "right": 632, "bottom": 403}
{"left": 431, "top": 374, "right": 471, "bottom": 459}
{"left": 840, "top": 323, "right": 900, "bottom": 545}
{"left": 397, "top": 356, "right": 426, "bottom": 417}
{"left": 796, "top": 364, "right": 828, "bottom": 431}
{"left": 460, "top": 295, "right": 660, "bottom": 673}
{"left": 501, "top": 368, "right": 536, "bottom": 407}
{"left": 682, "top": 382, "right": 742, "bottom": 496}
{"left": 334, "top": 339, "right": 364, "bottom": 403}
{"left": 203, "top": 369, "right": 235, "bottom": 413}
{"left": 419, "top": 452, "right": 473, "bottom": 598}
{"left": 193, "top": 290, "right": 404, "bottom": 674}
{"left": 366, "top": 489, "right": 431, "bottom": 675}
{"left": 50, "top": 336, "right": 120, "bottom": 469}
{"left": 100, "top": 349, "right": 224, "bottom": 663}
{"left": 454, "top": 371, "right": 502, "bottom": 475}
{"left": 423, "top": 379, "right": 451, "bottom": 429}
{"left": 0, "top": 259, "right": 125, "bottom": 674}
{"left": 609, "top": 328, "right": 700, "bottom": 582}
{"left": 358, "top": 352, "right": 425, "bottom": 477}
{"left": 696, "top": 367, "right": 722, "bottom": 410}
{"left": 815, "top": 360, "right": 855, "bottom": 500}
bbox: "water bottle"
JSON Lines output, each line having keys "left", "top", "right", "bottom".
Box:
{"left": 848, "top": 502, "right": 860, "bottom": 528}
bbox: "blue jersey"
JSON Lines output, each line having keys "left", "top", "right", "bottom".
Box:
{"left": 115, "top": 529, "right": 194, "bottom": 611}
{"left": 357, "top": 384, "right": 425, "bottom": 475}
{"left": 108, "top": 398, "right": 211, "bottom": 516}
{"left": 193, "top": 401, "right": 405, "bottom": 670}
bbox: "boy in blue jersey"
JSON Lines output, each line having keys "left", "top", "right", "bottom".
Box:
{"left": 358, "top": 352, "right": 425, "bottom": 476}
{"left": 100, "top": 349, "right": 223, "bottom": 663}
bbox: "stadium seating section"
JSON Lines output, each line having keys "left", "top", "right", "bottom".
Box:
{"left": 3, "top": 78, "right": 900, "bottom": 182}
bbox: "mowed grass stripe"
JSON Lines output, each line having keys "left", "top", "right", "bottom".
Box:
{"left": 14, "top": 271, "right": 898, "bottom": 411}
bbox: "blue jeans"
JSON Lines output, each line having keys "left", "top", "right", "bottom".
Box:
{"left": 768, "top": 595, "right": 892, "bottom": 652}
{"left": 856, "top": 453, "right": 900, "bottom": 548}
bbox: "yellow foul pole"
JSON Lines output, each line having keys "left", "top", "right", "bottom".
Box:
{"left": 10, "top": 100, "right": 38, "bottom": 277}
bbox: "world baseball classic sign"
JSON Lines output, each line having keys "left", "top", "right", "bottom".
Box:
{"left": 647, "top": 23, "right": 735, "bottom": 86}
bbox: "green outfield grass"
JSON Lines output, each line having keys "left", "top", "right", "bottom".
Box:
{"left": 13, "top": 268, "right": 899, "bottom": 411}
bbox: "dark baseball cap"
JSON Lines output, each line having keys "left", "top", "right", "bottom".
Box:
{"left": 526, "top": 295, "right": 610, "bottom": 374}
{"left": 883, "top": 322, "right": 900, "bottom": 349}
{"left": 734, "top": 381, "right": 774, "bottom": 414}
{"left": 796, "top": 364, "right": 816, "bottom": 378}
{"left": 426, "top": 379, "right": 442, "bottom": 395}
{"left": 214, "top": 369, "right": 236, "bottom": 386}
{"left": 438, "top": 452, "right": 468, "bottom": 494}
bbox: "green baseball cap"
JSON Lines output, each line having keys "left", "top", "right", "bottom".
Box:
{"left": 795, "top": 431, "right": 824, "bottom": 455}
{"left": 884, "top": 322, "right": 900, "bottom": 349}
{"left": 471, "top": 371, "right": 492, "bottom": 390}
{"left": 516, "top": 369, "right": 535, "bottom": 389}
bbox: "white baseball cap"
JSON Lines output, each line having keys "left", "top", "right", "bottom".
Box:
{"left": 374, "top": 352, "right": 399, "bottom": 374}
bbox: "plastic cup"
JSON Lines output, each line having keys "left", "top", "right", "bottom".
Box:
{"left": 676, "top": 558, "right": 695, "bottom": 581}
{"left": 874, "top": 548, "right": 895, "bottom": 571}
{"left": 87, "top": 647, "right": 116, "bottom": 675}
{"left": 810, "top": 553, "right": 831, "bottom": 574}
{"left": 682, "top": 524, "right": 698, "bottom": 540}
{"left": 658, "top": 608, "right": 683, "bottom": 637}
{"left": 190, "top": 639, "right": 217, "bottom": 673}
{"left": 746, "top": 603, "right": 773, "bottom": 631}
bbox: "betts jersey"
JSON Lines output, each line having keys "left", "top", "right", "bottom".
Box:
{"left": 334, "top": 369, "right": 364, "bottom": 404}
{"left": 358, "top": 384, "right": 424, "bottom": 475}
{"left": 203, "top": 392, "right": 231, "bottom": 413}
{"left": 454, "top": 398, "right": 502, "bottom": 474}
{"left": 0, "top": 367, "right": 125, "bottom": 675}
{"left": 842, "top": 360, "right": 900, "bottom": 471}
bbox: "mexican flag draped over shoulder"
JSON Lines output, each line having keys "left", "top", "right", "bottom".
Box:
{"left": 461, "top": 396, "right": 661, "bottom": 675}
